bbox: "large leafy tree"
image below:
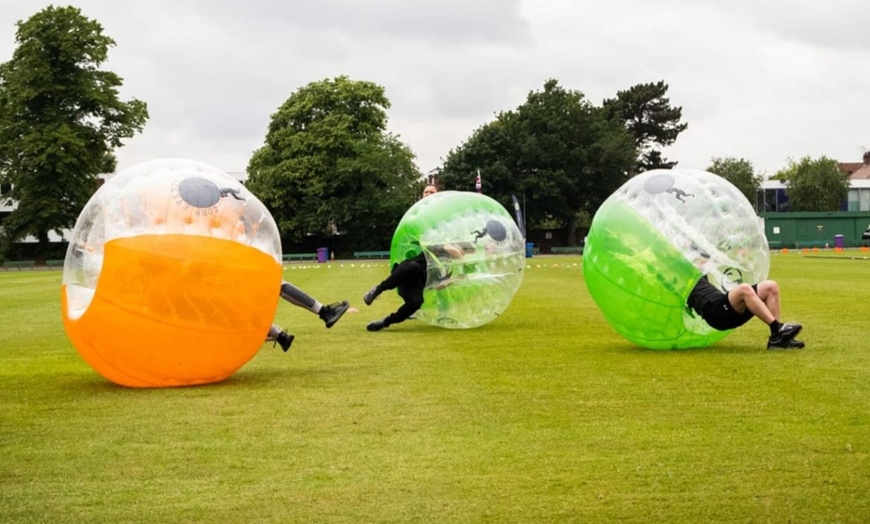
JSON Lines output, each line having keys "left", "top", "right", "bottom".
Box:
{"left": 603, "top": 80, "right": 687, "bottom": 173}
{"left": 775, "top": 156, "right": 850, "bottom": 212}
{"left": 438, "top": 79, "right": 636, "bottom": 244}
{"left": 246, "top": 76, "right": 420, "bottom": 250}
{"left": 0, "top": 6, "right": 148, "bottom": 256}
{"left": 706, "top": 157, "right": 762, "bottom": 206}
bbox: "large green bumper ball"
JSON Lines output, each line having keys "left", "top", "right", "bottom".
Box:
{"left": 391, "top": 191, "right": 525, "bottom": 329}
{"left": 582, "top": 169, "right": 769, "bottom": 349}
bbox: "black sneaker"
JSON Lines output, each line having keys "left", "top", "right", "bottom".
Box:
{"left": 777, "top": 323, "right": 802, "bottom": 340}
{"left": 768, "top": 338, "right": 805, "bottom": 350}
{"left": 768, "top": 322, "right": 802, "bottom": 348}
{"left": 276, "top": 331, "right": 294, "bottom": 352}
{"left": 319, "top": 301, "right": 349, "bottom": 328}
{"left": 367, "top": 318, "right": 388, "bottom": 332}
{"left": 363, "top": 286, "right": 380, "bottom": 306}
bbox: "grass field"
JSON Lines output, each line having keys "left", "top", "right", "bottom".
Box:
{"left": 1, "top": 253, "right": 868, "bottom": 523}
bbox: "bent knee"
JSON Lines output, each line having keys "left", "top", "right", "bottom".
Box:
{"left": 756, "top": 280, "right": 779, "bottom": 297}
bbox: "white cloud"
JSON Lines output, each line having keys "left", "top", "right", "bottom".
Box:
{"left": 1, "top": 0, "right": 867, "bottom": 177}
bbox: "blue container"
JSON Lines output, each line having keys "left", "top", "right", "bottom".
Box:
{"left": 316, "top": 247, "right": 329, "bottom": 263}
{"left": 834, "top": 234, "right": 844, "bottom": 249}
{"left": 525, "top": 242, "right": 535, "bottom": 258}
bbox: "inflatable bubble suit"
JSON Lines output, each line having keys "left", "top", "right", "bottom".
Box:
{"left": 582, "top": 169, "right": 769, "bottom": 349}
{"left": 390, "top": 191, "right": 525, "bottom": 329}
{"left": 61, "top": 158, "right": 283, "bottom": 387}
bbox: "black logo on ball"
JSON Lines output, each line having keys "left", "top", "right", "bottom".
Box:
{"left": 171, "top": 177, "right": 247, "bottom": 217}
{"left": 178, "top": 177, "right": 245, "bottom": 208}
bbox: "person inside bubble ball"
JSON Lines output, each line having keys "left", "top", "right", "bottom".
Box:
{"left": 362, "top": 242, "right": 469, "bottom": 332}
{"left": 362, "top": 250, "right": 428, "bottom": 332}
{"left": 265, "top": 282, "right": 350, "bottom": 351}
{"left": 686, "top": 274, "right": 804, "bottom": 350}
{"left": 197, "top": 192, "right": 347, "bottom": 352}
{"left": 363, "top": 180, "right": 468, "bottom": 332}
{"left": 181, "top": 183, "right": 348, "bottom": 353}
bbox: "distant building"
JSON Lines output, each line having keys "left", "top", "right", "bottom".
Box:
{"left": 756, "top": 153, "right": 870, "bottom": 213}
{"left": 839, "top": 151, "right": 870, "bottom": 180}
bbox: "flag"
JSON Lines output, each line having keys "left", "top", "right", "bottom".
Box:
{"left": 511, "top": 194, "right": 525, "bottom": 239}
{"left": 475, "top": 170, "right": 482, "bottom": 193}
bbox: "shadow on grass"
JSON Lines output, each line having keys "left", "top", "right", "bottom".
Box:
{"left": 21, "top": 361, "right": 379, "bottom": 396}
{"left": 600, "top": 340, "right": 797, "bottom": 356}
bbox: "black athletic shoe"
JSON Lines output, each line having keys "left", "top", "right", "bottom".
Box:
{"left": 768, "top": 338, "right": 805, "bottom": 350}
{"left": 768, "top": 322, "right": 802, "bottom": 348}
{"left": 319, "top": 301, "right": 349, "bottom": 328}
{"left": 363, "top": 286, "right": 380, "bottom": 306}
{"left": 276, "top": 331, "right": 294, "bottom": 352}
{"left": 778, "top": 322, "right": 802, "bottom": 339}
{"left": 367, "top": 318, "right": 388, "bottom": 332}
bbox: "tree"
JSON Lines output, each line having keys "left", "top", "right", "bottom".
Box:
{"left": 0, "top": 6, "right": 148, "bottom": 257}
{"left": 245, "top": 76, "right": 420, "bottom": 251}
{"left": 438, "top": 79, "right": 637, "bottom": 245}
{"left": 775, "top": 156, "right": 849, "bottom": 212}
{"left": 603, "top": 80, "right": 687, "bottom": 172}
{"left": 706, "top": 157, "right": 762, "bottom": 205}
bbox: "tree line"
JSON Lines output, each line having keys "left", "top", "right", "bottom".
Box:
{"left": 0, "top": 6, "right": 852, "bottom": 257}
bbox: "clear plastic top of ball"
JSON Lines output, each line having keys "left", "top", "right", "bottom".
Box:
{"left": 618, "top": 168, "right": 769, "bottom": 289}
{"left": 62, "top": 158, "right": 282, "bottom": 316}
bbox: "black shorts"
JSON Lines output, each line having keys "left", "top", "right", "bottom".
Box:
{"left": 699, "top": 284, "right": 758, "bottom": 331}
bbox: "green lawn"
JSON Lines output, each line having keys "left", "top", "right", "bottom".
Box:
{"left": 1, "top": 254, "right": 868, "bottom": 523}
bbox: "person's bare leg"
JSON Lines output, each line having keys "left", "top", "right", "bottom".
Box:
{"left": 754, "top": 280, "right": 781, "bottom": 320}
{"left": 729, "top": 281, "right": 802, "bottom": 349}
{"left": 727, "top": 283, "right": 776, "bottom": 325}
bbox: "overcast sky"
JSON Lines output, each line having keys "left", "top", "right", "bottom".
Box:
{"left": 2, "top": 0, "right": 869, "bottom": 179}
